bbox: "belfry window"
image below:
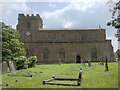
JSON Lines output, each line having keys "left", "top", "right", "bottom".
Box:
{"left": 75, "top": 35, "right": 78, "bottom": 39}
{"left": 91, "top": 48, "right": 97, "bottom": 59}
{"left": 43, "top": 48, "right": 49, "bottom": 60}
{"left": 48, "top": 35, "right": 51, "bottom": 39}
{"left": 61, "top": 35, "right": 64, "bottom": 38}
{"left": 59, "top": 48, "right": 65, "bottom": 59}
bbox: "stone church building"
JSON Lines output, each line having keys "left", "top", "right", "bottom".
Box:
{"left": 17, "top": 14, "right": 114, "bottom": 64}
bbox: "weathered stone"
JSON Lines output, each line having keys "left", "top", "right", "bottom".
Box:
{"left": 2, "top": 61, "right": 8, "bottom": 74}
{"left": 8, "top": 61, "right": 15, "bottom": 73}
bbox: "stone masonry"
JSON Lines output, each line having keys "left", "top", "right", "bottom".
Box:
{"left": 17, "top": 14, "right": 114, "bottom": 64}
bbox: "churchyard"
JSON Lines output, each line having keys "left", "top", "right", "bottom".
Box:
{"left": 1, "top": 61, "right": 119, "bottom": 88}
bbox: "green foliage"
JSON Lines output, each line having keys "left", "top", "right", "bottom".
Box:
{"left": 28, "top": 56, "right": 37, "bottom": 68}
{"left": 1, "top": 22, "right": 26, "bottom": 62}
{"left": 14, "top": 56, "right": 28, "bottom": 70}
{"left": 107, "top": 1, "right": 120, "bottom": 40}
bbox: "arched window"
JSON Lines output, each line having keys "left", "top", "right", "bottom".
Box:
{"left": 91, "top": 48, "right": 97, "bottom": 59}
{"left": 27, "top": 22, "right": 30, "bottom": 28}
{"left": 59, "top": 48, "right": 65, "bottom": 59}
{"left": 43, "top": 48, "right": 49, "bottom": 60}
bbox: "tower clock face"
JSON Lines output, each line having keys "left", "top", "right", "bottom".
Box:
{"left": 26, "top": 32, "right": 31, "bottom": 36}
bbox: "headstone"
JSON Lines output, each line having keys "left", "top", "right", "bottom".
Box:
{"left": 2, "top": 61, "right": 8, "bottom": 74}
{"left": 78, "top": 66, "right": 82, "bottom": 86}
{"left": 8, "top": 61, "right": 15, "bottom": 73}
{"left": 88, "top": 60, "right": 91, "bottom": 67}
{"left": 80, "top": 66, "right": 82, "bottom": 70}
{"left": 105, "top": 58, "right": 108, "bottom": 72}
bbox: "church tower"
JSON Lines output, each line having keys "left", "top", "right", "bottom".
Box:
{"left": 17, "top": 14, "right": 43, "bottom": 42}
{"left": 17, "top": 14, "right": 43, "bottom": 57}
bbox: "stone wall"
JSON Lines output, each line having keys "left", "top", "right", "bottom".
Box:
{"left": 24, "top": 40, "right": 114, "bottom": 64}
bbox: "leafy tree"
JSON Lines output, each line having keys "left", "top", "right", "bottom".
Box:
{"left": 1, "top": 22, "right": 26, "bottom": 63}
{"left": 107, "top": 1, "right": 120, "bottom": 41}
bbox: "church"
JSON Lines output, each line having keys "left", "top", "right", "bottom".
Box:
{"left": 17, "top": 14, "right": 114, "bottom": 64}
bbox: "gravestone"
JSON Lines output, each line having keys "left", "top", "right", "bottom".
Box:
{"left": 105, "top": 58, "right": 108, "bottom": 72}
{"left": 88, "top": 60, "right": 91, "bottom": 67}
{"left": 8, "top": 61, "right": 15, "bottom": 73}
{"left": 2, "top": 61, "right": 8, "bottom": 74}
{"left": 78, "top": 66, "right": 82, "bottom": 86}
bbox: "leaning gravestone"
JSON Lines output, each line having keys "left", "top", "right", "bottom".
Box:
{"left": 8, "top": 61, "right": 15, "bottom": 73}
{"left": 78, "top": 66, "right": 82, "bottom": 86}
{"left": 2, "top": 61, "right": 8, "bottom": 74}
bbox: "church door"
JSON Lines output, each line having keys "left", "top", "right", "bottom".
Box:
{"left": 76, "top": 55, "right": 81, "bottom": 63}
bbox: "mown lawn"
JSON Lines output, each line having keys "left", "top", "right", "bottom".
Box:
{"left": 1, "top": 62, "right": 119, "bottom": 88}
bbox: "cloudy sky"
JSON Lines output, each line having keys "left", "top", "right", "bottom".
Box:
{"left": 0, "top": 0, "right": 119, "bottom": 52}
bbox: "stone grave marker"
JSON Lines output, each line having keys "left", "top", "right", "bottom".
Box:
{"left": 88, "top": 60, "right": 91, "bottom": 67}
{"left": 105, "top": 58, "right": 108, "bottom": 72}
{"left": 8, "top": 61, "right": 15, "bottom": 73}
{"left": 2, "top": 61, "right": 8, "bottom": 74}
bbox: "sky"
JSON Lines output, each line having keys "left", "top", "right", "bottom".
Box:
{"left": 0, "top": 0, "right": 119, "bottom": 52}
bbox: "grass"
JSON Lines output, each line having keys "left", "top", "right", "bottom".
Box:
{"left": 1, "top": 62, "right": 119, "bottom": 88}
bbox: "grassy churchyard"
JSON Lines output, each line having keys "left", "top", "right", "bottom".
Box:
{"left": 1, "top": 61, "right": 119, "bottom": 88}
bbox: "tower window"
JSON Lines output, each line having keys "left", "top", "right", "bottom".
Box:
{"left": 27, "top": 22, "right": 30, "bottom": 28}
{"left": 59, "top": 48, "right": 65, "bottom": 59}
{"left": 61, "top": 35, "right": 64, "bottom": 38}
{"left": 91, "top": 48, "right": 97, "bottom": 59}
{"left": 48, "top": 35, "right": 51, "bottom": 38}
{"left": 75, "top": 35, "right": 78, "bottom": 39}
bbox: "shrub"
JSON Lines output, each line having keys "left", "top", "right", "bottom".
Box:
{"left": 28, "top": 56, "right": 37, "bottom": 68}
{"left": 14, "top": 56, "right": 28, "bottom": 70}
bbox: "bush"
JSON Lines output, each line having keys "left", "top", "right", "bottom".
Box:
{"left": 28, "top": 56, "right": 37, "bottom": 68}
{"left": 14, "top": 56, "right": 28, "bottom": 70}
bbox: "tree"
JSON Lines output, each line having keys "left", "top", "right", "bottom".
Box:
{"left": 1, "top": 22, "right": 26, "bottom": 62}
{"left": 107, "top": 1, "right": 120, "bottom": 41}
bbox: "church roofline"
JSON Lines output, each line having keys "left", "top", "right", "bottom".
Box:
{"left": 39, "top": 28, "right": 105, "bottom": 31}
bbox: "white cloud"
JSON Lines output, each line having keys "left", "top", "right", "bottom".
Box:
{"left": 63, "top": 21, "right": 73, "bottom": 28}
{"left": 107, "top": 34, "right": 118, "bottom": 52}
{"left": 42, "top": 2, "right": 96, "bottom": 28}
{"left": 42, "top": 2, "right": 95, "bottom": 19}
{"left": 1, "top": 1, "right": 31, "bottom": 21}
